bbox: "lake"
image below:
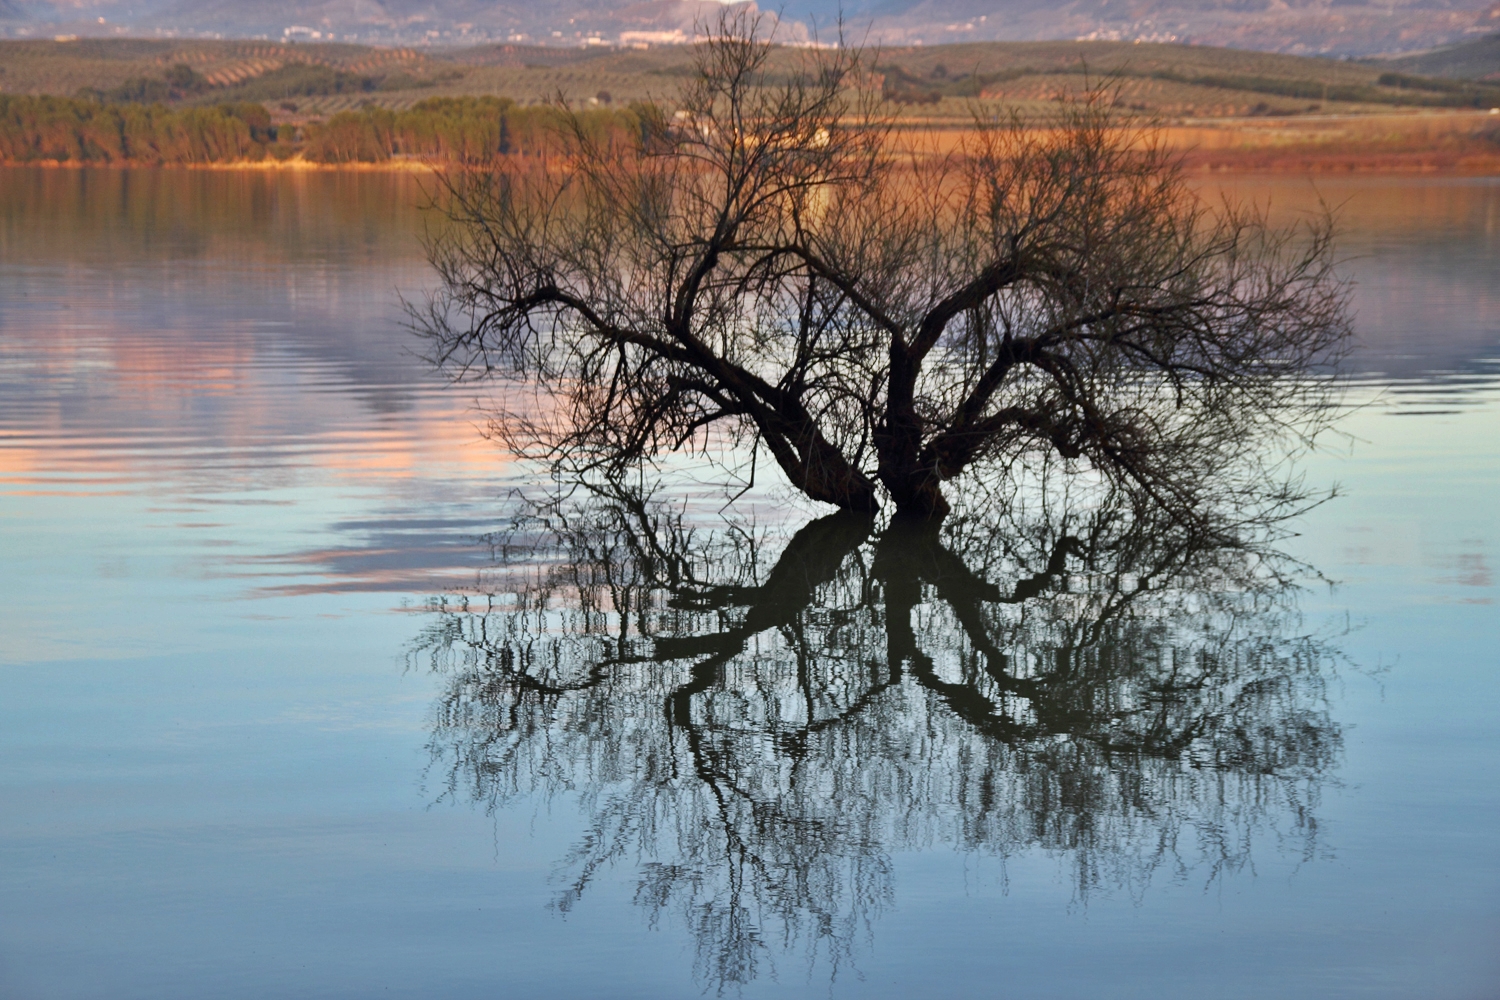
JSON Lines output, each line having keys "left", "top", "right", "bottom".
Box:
{"left": 1, "top": 166, "right": 1496, "bottom": 999}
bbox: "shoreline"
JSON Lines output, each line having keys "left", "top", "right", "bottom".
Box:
{"left": 0, "top": 157, "right": 442, "bottom": 173}
{"left": 5, "top": 110, "right": 1499, "bottom": 176}
{"left": 896, "top": 110, "right": 1500, "bottom": 175}
{"left": 6, "top": 155, "right": 1497, "bottom": 175}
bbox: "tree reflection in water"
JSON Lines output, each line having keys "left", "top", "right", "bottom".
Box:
{"left": 412, "top": 485, "right": 1342, "bottom": 988}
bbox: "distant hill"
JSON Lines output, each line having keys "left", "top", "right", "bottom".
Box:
{"left": 1370, "top": 30, "right": 1500, "bottom": 78}
{"left": 5, "top": 35, "right": 1500, "bottom": 121}
{"left": 829, "top": 0, "right": 1500, "bottom": 60}
{"left": 8, "top": 35, "right": 1500, "bottom": 175}
{"left": 2, "top": 0, "right": 1498, "bottom": 57}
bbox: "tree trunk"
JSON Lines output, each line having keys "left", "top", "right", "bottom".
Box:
{"left": 762, "top": 423, "right": 881, "bottom": 514}
{"left": 877, "top": 349, "right": 951, "bottom": 522}
{"left": 889, "top": 476, "right": 951, "bottom": 522}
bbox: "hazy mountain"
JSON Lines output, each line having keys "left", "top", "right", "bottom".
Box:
{"left": 4, "top": 0, "right": 1497, "bottom": 55}
{"left": 2, "top": 0, "right": 764, "bottom": 40}
{"left": 1373, "top": 22, "right": 1500, "bottom": 75}
{"left": 850, "top": 0, "right": 1500, "bottom": 57}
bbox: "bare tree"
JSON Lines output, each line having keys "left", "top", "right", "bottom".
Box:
{"left": 418, "top": 11, "right": 1349, "bottom": 523}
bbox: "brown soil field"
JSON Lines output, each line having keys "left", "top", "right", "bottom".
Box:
{"left": 899, "top": 111, "right": 1500, "bottom": 173}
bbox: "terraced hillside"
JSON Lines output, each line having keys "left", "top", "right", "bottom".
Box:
{"left": 2, "top": 36, "right": 1497, "bottom": 171}
{"left": 1370, "top": 31, "right": 1500, "bottom": 79}
{"left": 0, "top": 39, "right": 443, "bottom": 98}
{"left": 5, "top": 36, "right": 1500, "bottom": 120}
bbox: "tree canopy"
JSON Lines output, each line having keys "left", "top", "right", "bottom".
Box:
{"left": 420, "top": 12, "right": 1350, "bottom": 525}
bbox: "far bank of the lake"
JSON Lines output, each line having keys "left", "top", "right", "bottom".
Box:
{"left": 905, "top": 110, "right": 1500, "bottom": 174}
{"left": 6, "top": 110, "right": 1497, "bottom": 174}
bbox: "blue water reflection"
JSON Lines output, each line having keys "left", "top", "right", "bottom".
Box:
{"left": 0, "top": 168, "right": 1496, "bottom": 999}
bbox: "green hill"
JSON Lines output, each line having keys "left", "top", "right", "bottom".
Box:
{"left": 1369, "top": 33, "right": 1500, "bottom": 81}
{"left": 3, "top": 36, "right": 1498, "bottom": 122}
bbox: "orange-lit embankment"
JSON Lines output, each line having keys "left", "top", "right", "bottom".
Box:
{"left": 894, "top": 111, "right": 1500, "bottom": 173}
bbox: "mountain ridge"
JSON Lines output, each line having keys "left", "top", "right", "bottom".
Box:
{"left": 3, "top": 0, "right": 1498, "bottom": 56}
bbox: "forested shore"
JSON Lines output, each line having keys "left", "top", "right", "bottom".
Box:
{"left": 0, "top": 94, "right": 638, "bottom": 166}
{"left": 4, "top": 90, "right": 1498, "bottom": 172}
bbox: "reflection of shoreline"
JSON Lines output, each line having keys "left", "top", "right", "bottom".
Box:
{"left": 0, "top": 158, "right": 440, "bottom": 173}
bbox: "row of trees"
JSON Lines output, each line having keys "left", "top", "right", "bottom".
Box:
{"left": 0, "top": 94, "right": 638, "bottom": 165}
{"left": 0, "top": 96, "right": 275, "bottom": 165}
{"left": 302, "top": 97, "right": 638, "bottom": 164}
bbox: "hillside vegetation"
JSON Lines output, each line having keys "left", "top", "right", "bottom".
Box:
{"left": 4, "top": 36, "right": 1500, "bottom": 121}
{"left": 3, "top": 37, "right": 1499, "bottom": 171}
{"left": 1369, "top": 33, "right": 1500, "bottom": 81}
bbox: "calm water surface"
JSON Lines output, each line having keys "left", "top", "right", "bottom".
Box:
{"left": 1, "top": 168, "right": 1496, "bottom": 998}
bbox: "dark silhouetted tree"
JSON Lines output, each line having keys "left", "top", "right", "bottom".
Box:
{"left": 418, "top": 11, "right": 1350, "bottom": 524}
